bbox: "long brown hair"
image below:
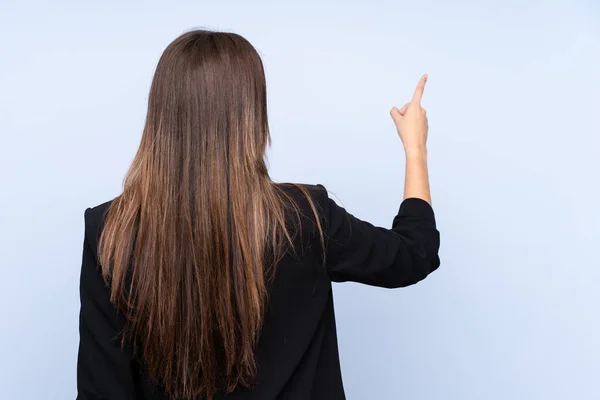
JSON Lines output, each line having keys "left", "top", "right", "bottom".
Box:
{"left": 98, "top": 30, "right": 322, "bottom": 399}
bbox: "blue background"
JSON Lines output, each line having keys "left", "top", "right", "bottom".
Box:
{"left": 1, "top": 1, "right": 599, "bottom": 398}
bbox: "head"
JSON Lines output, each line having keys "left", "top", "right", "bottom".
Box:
{"left": 130, "top": 29, "right": 271, "bottom": 188}
{"left": 98, "top": 30, "right": 320, "bottom": 399}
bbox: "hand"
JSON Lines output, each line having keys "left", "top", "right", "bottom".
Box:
{"left": 390, "top": 74, "right": 429, "bottom": 153}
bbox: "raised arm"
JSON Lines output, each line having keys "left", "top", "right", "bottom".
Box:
{"left": 391, "top": 74, "right": 431, "bottom": 205}
{"left": 320, "top": 74, "right": 440, "bottom": 288}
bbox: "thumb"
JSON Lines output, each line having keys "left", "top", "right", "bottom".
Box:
{"left": 390, "top": 106, "right": 404, "bottom": 124}
{"left": 390, "top": 103, "right": 410, "bottom": 124}
{"left": 397, "top": 102, "right": 409, "bottom": 116}
{"left": 390, "top": 103, "right": 410, "bottom": 121}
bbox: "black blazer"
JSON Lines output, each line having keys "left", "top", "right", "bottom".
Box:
{"left": 77, "top": 184, "right": 440, "bottom": 400}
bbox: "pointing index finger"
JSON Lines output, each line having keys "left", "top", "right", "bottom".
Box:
{"left": 411, "top": 74, "right": 428, "bottom": 105}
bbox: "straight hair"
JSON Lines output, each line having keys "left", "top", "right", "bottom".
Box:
{"left": 98, "top": 30, "right": 323, "bottom": 399}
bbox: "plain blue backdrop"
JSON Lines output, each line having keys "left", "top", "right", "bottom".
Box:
{"left": 1, "top": 0, "right": 599, "bottom": 399}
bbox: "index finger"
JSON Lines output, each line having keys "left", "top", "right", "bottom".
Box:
{"left": 411, "top": 74, "right": 428, "bottom": 105}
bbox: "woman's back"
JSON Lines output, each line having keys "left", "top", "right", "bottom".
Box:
{"left": 79, "top": 184, "right": 439, "bottom": 399}
{"left": 76, "top": 29, "right": 440, "bottom": 400}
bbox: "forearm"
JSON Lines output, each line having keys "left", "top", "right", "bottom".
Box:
{"left": 403, "top": 147, "right": 431, "bottom": 205}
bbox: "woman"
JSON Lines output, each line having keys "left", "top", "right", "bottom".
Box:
{"left": 77, "top": 29, "right": 440, "bottom": 400}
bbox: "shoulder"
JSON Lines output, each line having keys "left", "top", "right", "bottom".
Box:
{"left": 276, "top": 182, "right": 328, "bottom": 201}
{"left": 83, "top": 199, "right": 114, "bottom": 252}
{"left": 275, "top": 183, "right": 330, "bottom": 213}
{"left": 274, "top": 183, "right": 342, "bottom": 239}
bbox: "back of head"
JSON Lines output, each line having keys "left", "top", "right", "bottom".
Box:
{"left": 98, "top": 29, "right": 307, "bottom": 399}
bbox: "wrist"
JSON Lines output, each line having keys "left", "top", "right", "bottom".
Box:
{"left": 404, "top": 145, "right": 428, "bottom": 158}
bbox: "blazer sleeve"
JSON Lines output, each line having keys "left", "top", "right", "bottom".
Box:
{"left": 317, "top": 185, "right": 441, "bottom": 288}
{"left": 77, "top": 208, "right": 138, "bottom": 400}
